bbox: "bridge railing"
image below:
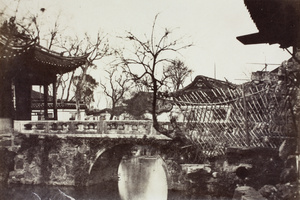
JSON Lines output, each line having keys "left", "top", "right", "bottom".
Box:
{"left": 13, "top": 120, "right": 171, "bottom": 139}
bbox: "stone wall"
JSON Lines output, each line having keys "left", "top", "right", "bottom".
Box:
{"left": 8, "top": 136, "right": 91, "bottom": 186}
{"left": 6, "top": 136, "right": 185, "bottom": 189}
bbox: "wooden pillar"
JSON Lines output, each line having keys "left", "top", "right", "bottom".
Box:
{"left": 242, "top": 84, "right": 250, "bottom": 146}
{"left": 43, "top": 84, "right": 48, "bottom": 120}
{"left": 15, "top": 77, "right": 31, "bottom": 120}
{"left": 53, "top": 78, "right": 58, "bottom": 120}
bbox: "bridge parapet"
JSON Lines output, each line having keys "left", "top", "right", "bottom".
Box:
{"left": 13, "top": 120, "right": 171, "bottom": 140}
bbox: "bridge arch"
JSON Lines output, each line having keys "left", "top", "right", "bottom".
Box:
{"left": 87, "top": 142, "right": 171, "bottom": 187}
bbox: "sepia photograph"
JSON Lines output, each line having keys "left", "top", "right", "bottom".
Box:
{"left": 0, "top": 0, "right": 299, "bottom": 199}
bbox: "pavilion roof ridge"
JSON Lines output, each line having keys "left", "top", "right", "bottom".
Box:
{"left": 0, "top": 32, "right": 89, "bottom": 65}
{"left": 173, "top": 75, "right": 236, "bottom": 94}
{"left": 35, "top": 44, "right": 89, "bottom": 60}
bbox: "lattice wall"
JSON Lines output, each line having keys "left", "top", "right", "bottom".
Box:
{"left": 165, "top": 80, "right": 297, "bottom": 158}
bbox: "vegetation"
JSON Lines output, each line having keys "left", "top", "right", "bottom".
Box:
{"left": 164, "top": 59, "right": 193, "bottom": 91}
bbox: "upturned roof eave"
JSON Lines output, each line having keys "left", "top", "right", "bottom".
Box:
{"left": 0, "top": 33, "right": 89, "bottom": 74}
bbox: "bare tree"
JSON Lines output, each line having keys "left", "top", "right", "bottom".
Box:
{"left": 100, "top": 66, "right": 132, "bottom": 120}
{"left": 59, "top": 32, "right": 111, "bottom": 119}
{"left": 119, "top": 14, "right": 192, "bottom": 134}
{"left": 164, "top": 59, "right": 193, "bottom": 91}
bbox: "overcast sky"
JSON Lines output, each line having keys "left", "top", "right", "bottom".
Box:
{"left": 1, "top": 0, "right": 292, "bottom": 84}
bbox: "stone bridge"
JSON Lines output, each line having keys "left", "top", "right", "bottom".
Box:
{"left": 13, "top": 120, "right": 171, "bottom": 140}
{"left": 1, "top": 119, "right": 293, "bottom": 197}
{"left": 6, "top": 120, "right": 186, "bottom": 188}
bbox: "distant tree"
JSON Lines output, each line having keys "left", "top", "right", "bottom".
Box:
{"left": 118, "top": 14, "right": 192, "bottom": 135}
{"left": 123, "top": 92, "right": 153, "bottom": 120}
{"left": 164, "top": 59, "right": 193, "bottom": 91}
{"left": 100, "top": 66, "right": 132, "bottom": 120}
{"left": 72, "top": 74, "right": 98, "bottom": 109}
{"left": 59, "top": 32, "right": 111, "bottom": 119}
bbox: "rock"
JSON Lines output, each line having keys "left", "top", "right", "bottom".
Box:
{"left": 276, "top": 183, "right": 299, "bottom": 200}
{"left": 186, "top": 168, "right": 210, "bottom": 183}
{"left": 233, "top": 186, "right": 267, "bottom": 200}
{"left": 280, "top": 167, "right": 297, "bottom": 183}
{"left": 279, "top": 140, "right": 296, "bottom": 160}
{"left": 15, "top": 157, "right": 24, "bottom": 170}
{"left": 259, "top": 185, "right": 277, "bottom": 199}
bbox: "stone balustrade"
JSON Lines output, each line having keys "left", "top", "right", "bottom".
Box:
{"left": 13, "top": 120, "right": 171, "bottom": 140}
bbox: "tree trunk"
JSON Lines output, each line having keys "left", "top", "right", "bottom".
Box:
{"left": 66, "top": 71, "right": 75, "bottom": 101}
{"left": 151, "top": 76, "right": 159, "bottom": 131}
{"left": 110, "top": 103, "right": 115, "bottom": 120}
{"left": 75, "top": 93, "right": 81, "bottom": 120}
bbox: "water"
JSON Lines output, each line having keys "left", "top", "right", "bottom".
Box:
{"left": 0, "top": 183, "right": 199, "bottom": 200}
{"left": 0, "top": 156, "right": 206, "bottom": 200}
{"left": 0, "top": 183, "right": 120, "bottom": 200}
{"left": 118, "top": 156, "right": 168, "bottom": 200}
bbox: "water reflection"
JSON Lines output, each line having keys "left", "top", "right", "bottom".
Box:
{"left": 1, "top": 155, "right": 204, "bottom": 200}
{"left": 0, "top": 182, "right": 120, "bottom": 200}
{"left": 118, "top": 156, "right": 168, "bottom": 200}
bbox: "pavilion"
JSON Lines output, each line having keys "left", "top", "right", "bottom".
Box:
{"left": 0, "top": 23, "right": 88, "bottom": 131}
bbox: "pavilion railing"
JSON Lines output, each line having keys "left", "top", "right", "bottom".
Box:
{"left": 13, "top": 120, "right": 171, "bottom": 140}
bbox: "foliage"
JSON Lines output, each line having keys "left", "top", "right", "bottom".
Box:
{"left": 164, "top": 59, "right": 193, "bottom": 91}
{"left": 123, "top": 92, "right": 153, "bottom": 119}
{"left": 0, "top": 17, "right": 32, "bottom": 42}
{"left": 72, "top": 74, "right": 98, "bottom": 108}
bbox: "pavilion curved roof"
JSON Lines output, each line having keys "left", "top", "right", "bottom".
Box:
{"left": 0, "top": 33, "right": 88, "bottom": 74}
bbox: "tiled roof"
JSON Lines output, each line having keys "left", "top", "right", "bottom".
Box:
{"left": 170, "top": 75, "right": 237, "bottom": 104}
{"left": 174, "top": 75, "right": 236, "bottom": 92}
{"left": 0, "top": 33, "right": 88, "bottom": 74}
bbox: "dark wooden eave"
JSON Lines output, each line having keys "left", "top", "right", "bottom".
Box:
{"left": 237, "top": 0, "right": 300, "bottom": 48}
{"left": 0, "top": 33, "right": 88, "bottom": 76}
